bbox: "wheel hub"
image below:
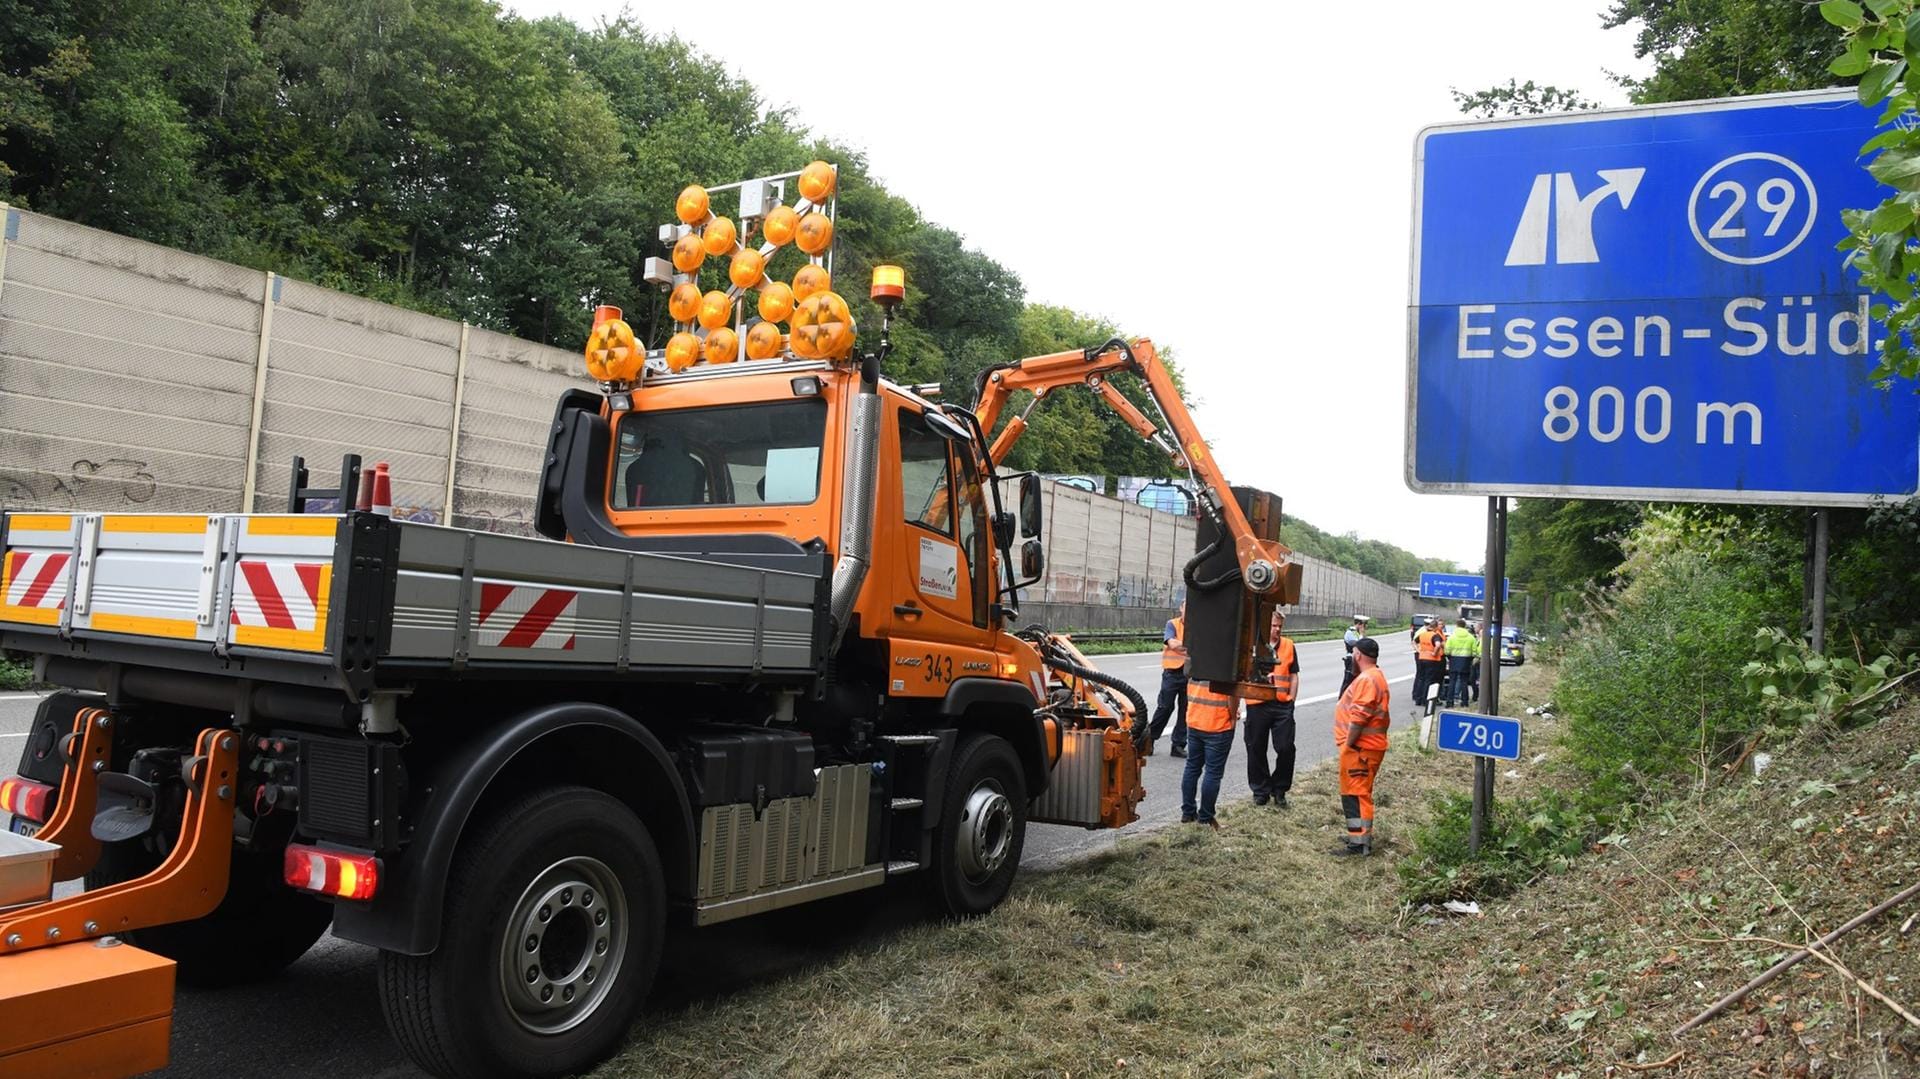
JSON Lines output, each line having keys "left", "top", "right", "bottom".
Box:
{"left": 498, "top": 856, "right": 626, "bottom": 1035}
{"left": 955, "top": 781, "right": 1013, "bottom": 884}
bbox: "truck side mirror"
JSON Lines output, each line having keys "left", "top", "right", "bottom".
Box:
{"left": 1019, "top": 538, "right": 1044, "bottom": 585}
{"left": 1018, "top": 472, "right": 1043, "bottom": 538}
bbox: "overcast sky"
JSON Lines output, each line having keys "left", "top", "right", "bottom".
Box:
{"left": 513, "top": 0, "right": 1653, "bottom": 567}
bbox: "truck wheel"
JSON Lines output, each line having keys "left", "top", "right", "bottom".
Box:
{"left": 380, "top": 785, "right": 663, "bottom": 1079}
{"left": 86, "top": 842, "right": 334, "bottom": 987}
{"left": 927, "top": 733, "right": 1027, "bottom": 918}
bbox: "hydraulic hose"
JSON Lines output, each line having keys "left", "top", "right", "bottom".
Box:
{"left": 1037, "top": 646, "right": 1152, "bottom": 756}
{"left": 1182, "top": 529, "right": 1243, "bottom": 592}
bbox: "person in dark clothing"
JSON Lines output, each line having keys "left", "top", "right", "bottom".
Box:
{"left": 1245, "top": 611, "right": 1300, "bottom": 807}
{"left": 1147, "top": 604, "right": 1189, "bottom": 757}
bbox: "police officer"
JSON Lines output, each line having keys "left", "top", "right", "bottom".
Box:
{"left": 1245, "top": 610, "right": 1300, "bottom": 807}
{"left": 1339, "top": 614, "right": 1369, "bottom": 694}
{"left": 1441, "top": 616, "right": 1479, "bottom": 707}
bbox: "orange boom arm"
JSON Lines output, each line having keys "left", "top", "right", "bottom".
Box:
{"left": 974, "top": 338, "right": 1297, "bottom": 601}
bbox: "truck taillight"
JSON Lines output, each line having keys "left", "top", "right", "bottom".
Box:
{"left": 284, "top": 844, "right": 380, "bottom": 900}
{"left": 0, "top": 776, "right": 54, "bottom": 822}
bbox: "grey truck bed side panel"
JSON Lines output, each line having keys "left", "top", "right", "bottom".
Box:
{"left": 389, "top": 524, "right": 821, "bottom": 672}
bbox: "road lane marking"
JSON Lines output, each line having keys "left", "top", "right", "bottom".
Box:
{"left": 0, "top": 692, "right": 47, "bottom": 701}
{"left": 1295, "top": 672, "right": 1414, "bottom": 706}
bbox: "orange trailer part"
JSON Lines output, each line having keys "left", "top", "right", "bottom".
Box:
{"left": 0, "top": 939, "right": 175, "bottom": 1077}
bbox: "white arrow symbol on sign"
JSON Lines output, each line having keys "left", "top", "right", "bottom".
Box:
{"left": 1504, "top": 167, "right": 1646, "bottom": 266}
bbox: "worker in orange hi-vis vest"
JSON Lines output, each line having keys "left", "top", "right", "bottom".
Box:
{"left": 1411, "top": 618, "right": 1446, "bottom": 715}
{"left": 1245, "top": 610, "right": 1300, "bottom": 807}
{"left": 1148, "top": 603, "right": 1190, "bottom": 757}
{"left": 1332, "top": 637, "right": 1392, "bottom": 856}
{"left": 1179, "top": 682, "right": 1240, "bottom": 830}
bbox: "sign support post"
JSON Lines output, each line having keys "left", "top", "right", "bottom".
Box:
{"left": 1470, "top": 496, "right": 1506, "bottom": 856}
{"left": 1810, "top": 508, "right": 1829, "bottom": 653}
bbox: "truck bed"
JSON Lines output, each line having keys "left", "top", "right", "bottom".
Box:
{"left": 0, "top": 511, "right": 826, "bottom": 702}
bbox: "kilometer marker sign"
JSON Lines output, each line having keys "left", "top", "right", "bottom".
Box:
{"left": 1407, "top": 89, "right": 1919, "bottom": 505}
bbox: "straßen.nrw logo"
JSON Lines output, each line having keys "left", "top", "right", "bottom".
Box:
{"left": 1504, "top": 168, "right": 1644, "bottom": 266}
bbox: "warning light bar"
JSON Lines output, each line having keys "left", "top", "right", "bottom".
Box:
{"left": 284, "top": 843, "right": 381, "bottom": 901}
{"left": 870, "top": 264, "right": 905, "bottom": 306}
{"left": 0, "top": 776, "right": 53, "bottom": 822}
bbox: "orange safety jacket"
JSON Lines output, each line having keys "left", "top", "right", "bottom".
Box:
{"left": 1160, "top": 616, "right": 1187, "bottom": 670}
{"left": 1185, "top": 686, "right": 1238, "bottom": 733}
{"left": 1268, "top": 636, "right": 1298, "bottom": 702}
{"left": 1334, "top": 667, "right": 1392, "bottom": 752}
{"left": 1416, "top": 627, "right": 1445, "bottom": 663}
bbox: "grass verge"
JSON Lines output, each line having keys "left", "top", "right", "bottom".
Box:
{"left": 600, "top": 664, "right": 1920, "bottom": 1078}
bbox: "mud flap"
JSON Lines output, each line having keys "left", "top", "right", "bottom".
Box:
{"left": 0, "top": 938, "right": 174, "bottom": 1077}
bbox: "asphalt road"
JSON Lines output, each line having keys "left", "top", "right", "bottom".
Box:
{"left": 0, "top": 636, "right": 1420, "bottom": 1077}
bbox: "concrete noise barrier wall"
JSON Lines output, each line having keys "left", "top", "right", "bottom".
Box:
{"left": 0, "top": 207, "right": 1415, "bottom": 626}
{"left": 0, "top": 206, "right": 579, "bottom": 533}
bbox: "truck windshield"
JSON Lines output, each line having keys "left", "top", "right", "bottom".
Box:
{"left": 611, "top": 399, "right": 827, "bottom": 509}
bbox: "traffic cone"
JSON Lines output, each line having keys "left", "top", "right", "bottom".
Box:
{"left": 354, "top": 465, "right": 375, "bottom": 512}
{"left": 370, "top": 462, "right": 393, "bottom": 518}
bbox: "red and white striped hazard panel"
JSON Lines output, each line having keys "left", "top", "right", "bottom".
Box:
{"left": 4, "top": 552, "right": 71, "bottom": 610}
{"left": 476, "top": 582, "right": 578, "bottom": 651}
{"left": 230, "top": 561, "right": 326, "bottom": 632}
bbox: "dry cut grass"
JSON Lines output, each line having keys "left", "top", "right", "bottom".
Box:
{"left": 600, "top": 663, "right": 1920, "bottom": 1078}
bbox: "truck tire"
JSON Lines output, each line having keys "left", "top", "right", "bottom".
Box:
{"left": 379, "top": 785, "right": 664, "bottom": 1079}
{"left": 927, "top": 733, "right": 1027, "bottom": 918}
{"left": 86, "top": 842, "right": 334, "bottom": 987}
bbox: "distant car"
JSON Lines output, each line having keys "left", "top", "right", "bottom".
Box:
{"left": 1409, "top": 614, "right": 1437, "bottom": 642}
{"left": 1499, "top": 626, "right": 1526, "bottom": 666}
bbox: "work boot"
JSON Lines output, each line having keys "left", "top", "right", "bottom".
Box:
{"left": 1252, "top": 795, "right": 1269, "bottom": 807}
{"left": 1170, "top": 744, "right": 1186, "bottom": 758}
{"left": 1272, "top": 794, "right": 1288, "bottom": 809}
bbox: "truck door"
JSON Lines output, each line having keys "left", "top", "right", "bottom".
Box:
{"left": 888, "top": 406, "right": 998, "bottom": 695}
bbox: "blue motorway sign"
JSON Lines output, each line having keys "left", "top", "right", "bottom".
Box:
{"left": 1435, "top": 709, "right": 1523, "bottom": 762}
{"left": 1409, "top": 89, "right": 1918, "bottom": 505}
{"left": 1419, "top": 572, "right": 1508, "bottom": 602}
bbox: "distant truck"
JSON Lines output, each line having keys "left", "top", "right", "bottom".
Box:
{"left": 0, "top": 167, "right": 1299, "bottom": 1079}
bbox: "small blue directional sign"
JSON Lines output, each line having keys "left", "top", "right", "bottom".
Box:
{"left": 1436, "top": 709, "right": 1523, "bottom": 762}
{"left": 1409, "top": 89, "right": 1918, "bottom": 505}
{"left": 1419, "top": 572, "right": 1509, "bottom": 602}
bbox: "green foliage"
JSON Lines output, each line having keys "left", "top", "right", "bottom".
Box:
{"left": 1506, "top": 498, "right": 1642, "bottom": 602}
{"left": 1450, "top": 80, "right": 1599, "bottom": 118}
{"left": 1555, "top": 508, "right": 1800, "bottom": 806}
{"left": 1604, "top": 0, "right": 1843, "bottom": 103}
{"left": 0, "top": 655, "right": 28, "bottom": 691}
{"left": 1741, "top": 626, "right": 1908, "bottom": 731}
{"left": 1399, "top": 789, "right": 1595, "bottom": 904}
{"left": 1822, "top": 0, "right": 1920, "bottom": 380}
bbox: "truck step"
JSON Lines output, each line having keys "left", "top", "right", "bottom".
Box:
{"left": 885, "top": 860, "right": 922, "bottom": 875}
{"left": 879, "top": 734, "right": 938, "bottom": 746}
{"left": 888, "top": 797, "right": 923, "bottom": 810}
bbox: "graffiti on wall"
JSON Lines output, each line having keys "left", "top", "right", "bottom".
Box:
{"left": 2, "top": 458, "right": 159, "bottom": 509}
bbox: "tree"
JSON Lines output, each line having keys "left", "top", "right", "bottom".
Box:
{"left": 1603, "top": 0, "right": 1842, "bottom": 103}
{"left": 1450, "top": 80, "right": 1599, "bottom": 118}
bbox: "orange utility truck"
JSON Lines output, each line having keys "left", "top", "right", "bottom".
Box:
{"left": 0, "top": 164, "right": 1299, "bottom": 1078}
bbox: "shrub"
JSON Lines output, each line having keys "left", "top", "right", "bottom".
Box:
{"left": 1553, "top": 509, "right": 1798, "bottom": 809}
{"left": 1398, "top": 790, "right": 1596, "bottom": 904}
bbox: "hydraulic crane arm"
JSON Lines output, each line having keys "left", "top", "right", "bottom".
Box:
{"left": 975, "top": 337, "right": 1297, "bottom": 601}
